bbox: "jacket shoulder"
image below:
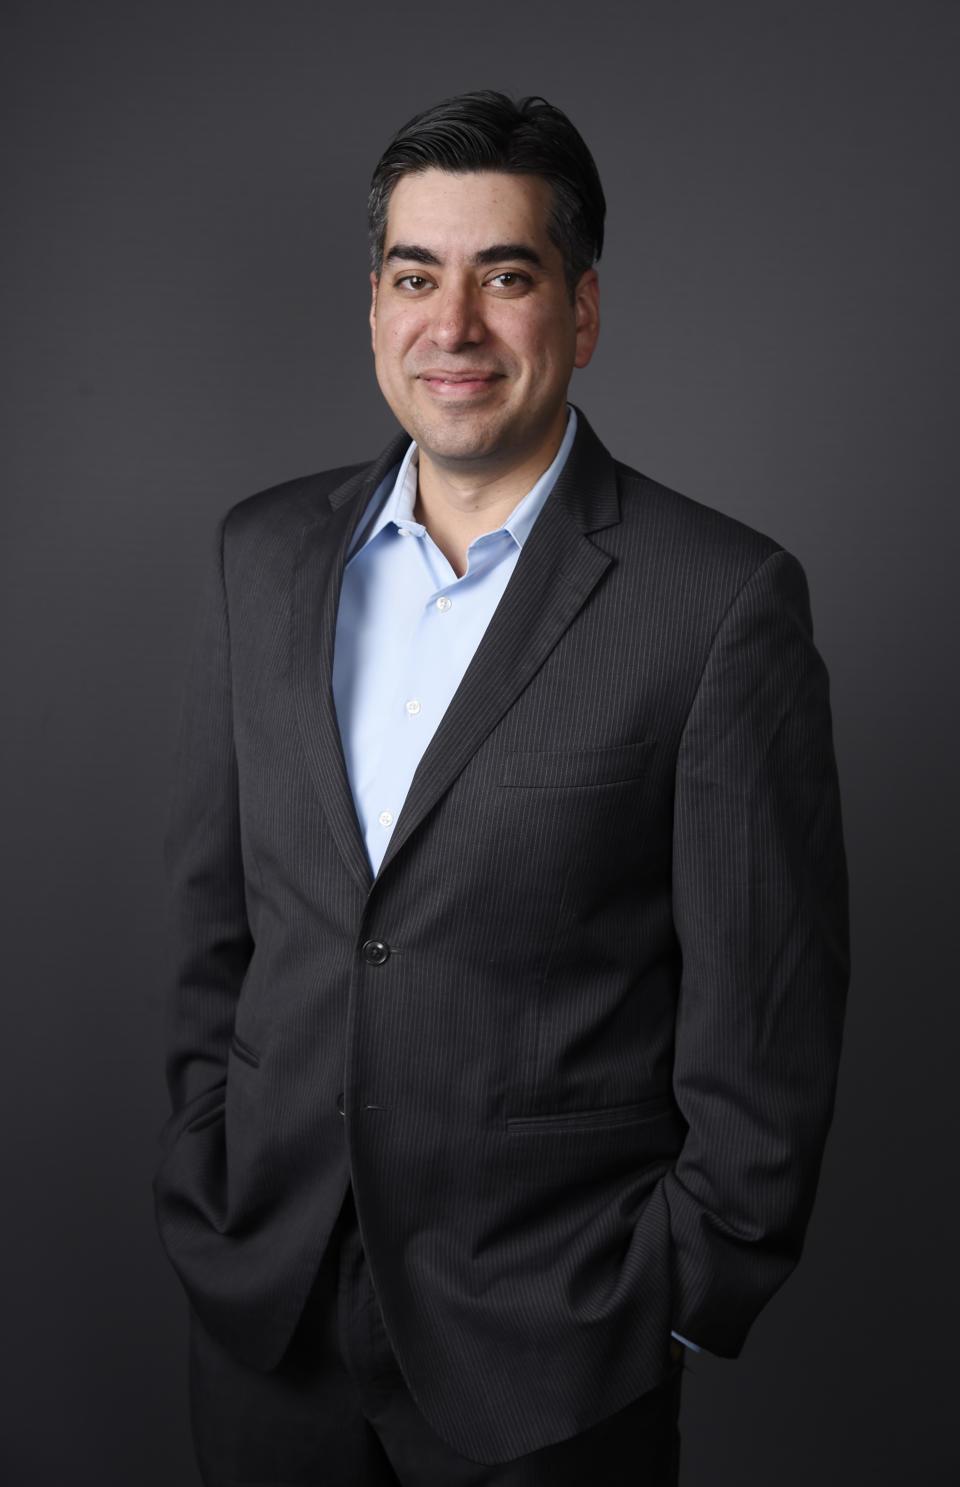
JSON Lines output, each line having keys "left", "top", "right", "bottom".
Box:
{"left": 602, "top": 459, "right": 804, "bottom": 643}
{"left": 221, "top": 462, "right": 369, "bottom": 544}
{"left": 613, "top": 459, "right": 784, "bottom": 571}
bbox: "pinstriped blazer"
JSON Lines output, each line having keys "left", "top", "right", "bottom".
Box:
{"left": 154, "top": 408, "right": 848, "bottom": 1463}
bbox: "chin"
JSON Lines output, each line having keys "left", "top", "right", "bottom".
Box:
{"left": 413, "top": 416, "right": 509, "bottom": 465}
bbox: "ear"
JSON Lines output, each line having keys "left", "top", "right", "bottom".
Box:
{"left": 572, "top": 269, "right": 600, "bottom": 370}
{"left": 369, "top": 271, "right": 379, "bottom": 352}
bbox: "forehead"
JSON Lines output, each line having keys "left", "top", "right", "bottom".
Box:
{"left": 384, "top": 169, "right": 556, "bottom": 256}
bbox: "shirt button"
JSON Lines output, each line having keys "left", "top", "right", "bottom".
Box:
{"left": 397, "top": 527, "right": 412, "bottom": 537}
{"left": 435, "top": 596, "right": 452, "bottom": 612}
{"left": 361, "top": 939, "right": 390, "bottom": 966}
{"left": 405, "top": 699, "right": 421, "bottom": 716}
{"left": 378, "top": 810, "right": 393, "bottom": 828}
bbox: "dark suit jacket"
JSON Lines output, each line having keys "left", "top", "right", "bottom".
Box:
{"left": 155, "top": 409, "right": 848, "bottom": 1463}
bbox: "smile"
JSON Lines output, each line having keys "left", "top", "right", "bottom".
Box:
{"left": 419, "top": 373, "right": 503, "bottom": 398}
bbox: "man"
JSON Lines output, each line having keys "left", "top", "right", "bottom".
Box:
{"left": 156, "top": 92, "right": 848, "bottom": 1485}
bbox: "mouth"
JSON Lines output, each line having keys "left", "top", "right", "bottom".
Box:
{"left": 418, "top": 371, "right": 503, "bottom": 398}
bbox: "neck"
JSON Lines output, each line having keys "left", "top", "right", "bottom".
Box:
{"left": 413, "top": 416, "right": 568, "bottom": 576}
{"left": 413, "top": 446, "right": 555, "bottom": 579}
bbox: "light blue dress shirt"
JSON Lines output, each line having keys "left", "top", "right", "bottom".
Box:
{"left": 332, "top": 408, "right": 578, "bottom": 876}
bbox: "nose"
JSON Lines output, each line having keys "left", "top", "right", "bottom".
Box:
{"left": 428, "top": 280, "right": 485, "bottom": 351}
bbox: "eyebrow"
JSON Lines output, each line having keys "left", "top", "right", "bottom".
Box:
{"left": 384, "top": 242, "right": 545, "bottom": 269}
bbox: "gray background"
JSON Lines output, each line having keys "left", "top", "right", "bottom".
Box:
{"left": 3, "top": 1, "right": 957, "bottom": 1481}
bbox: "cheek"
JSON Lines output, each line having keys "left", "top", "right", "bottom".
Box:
{"left": 523, "top": 337, "right": 571, "bottom": 387}
{"left": 513, "top": 314, "right": 575, "bottom": 377}
{"left": 384, "top": 316, "right": 428, "bottom": 362}
{"left": 376, "top": 306, "right": 410, "bottom": 348}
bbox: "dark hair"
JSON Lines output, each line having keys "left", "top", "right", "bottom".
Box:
{"left": 368, "top": 91, "right": 605, "bottom": 299}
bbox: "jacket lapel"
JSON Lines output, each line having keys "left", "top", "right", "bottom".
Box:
{"left": 378, "top": 411, "right": 620, "bottom": 875}
{"left": 292, "top": 431, "right": 409, "bottom": 891}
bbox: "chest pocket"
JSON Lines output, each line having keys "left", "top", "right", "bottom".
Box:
{"left": 500, "top": 739, "right": 650, "bottom": 789}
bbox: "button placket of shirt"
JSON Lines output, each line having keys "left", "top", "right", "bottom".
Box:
{"left": 396, "top": 584, "right": 449, "bottom": 738}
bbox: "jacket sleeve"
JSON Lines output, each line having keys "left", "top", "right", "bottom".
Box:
{"left": 161, "top": 515, "right": 253, "bottom": 1139}
{"left": 664, "top": 547, "right": 849, "bottom": 1355}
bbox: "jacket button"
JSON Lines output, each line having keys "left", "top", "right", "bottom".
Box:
{"left": 361, "top": 939, "right": 390, "bottom": 966}
{"left": 336, "top": 1092, "right": 345, "bottom": 1117}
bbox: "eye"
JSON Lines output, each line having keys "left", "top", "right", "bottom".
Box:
{"left": 484, "top": 271, "right": 532, "bottom": 295}
{"left": 396, "top": 274, "right": 432, "bottom": 292}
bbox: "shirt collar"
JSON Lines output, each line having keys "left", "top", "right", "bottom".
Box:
{"left": 355, "top": 406, "right": 578, "bottom": 555}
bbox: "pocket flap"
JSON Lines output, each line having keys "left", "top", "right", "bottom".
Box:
{"left": 500, "top": 740, "right": 650, "bottom": 788}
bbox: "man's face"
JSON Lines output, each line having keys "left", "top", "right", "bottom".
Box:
{"left": 369, "top": 169, "right": 599, "bottom": 479}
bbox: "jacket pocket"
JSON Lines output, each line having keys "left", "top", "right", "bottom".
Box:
{"left": 184, "top": 1101, "right": 227, "bottom": 1135}
{"left": 506, "top": 1094, "right": 674, "bottom": 1132}
{"left": 500, "top": 740, "right": 650, "bottom": 789}
{"left": 157, "top": 1082, "right": 227, "bottom": 1161}
{"left": 229, "top": 1033, "right": 261, "bottom": 1069}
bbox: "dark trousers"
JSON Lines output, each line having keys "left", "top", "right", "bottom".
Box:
{"left": 190, "top": 1193, "right": 683, "bottom": 1486}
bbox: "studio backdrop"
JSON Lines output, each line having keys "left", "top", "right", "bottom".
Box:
{"left": 2, "top": 2, "right": 957, "bottom": 1482}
